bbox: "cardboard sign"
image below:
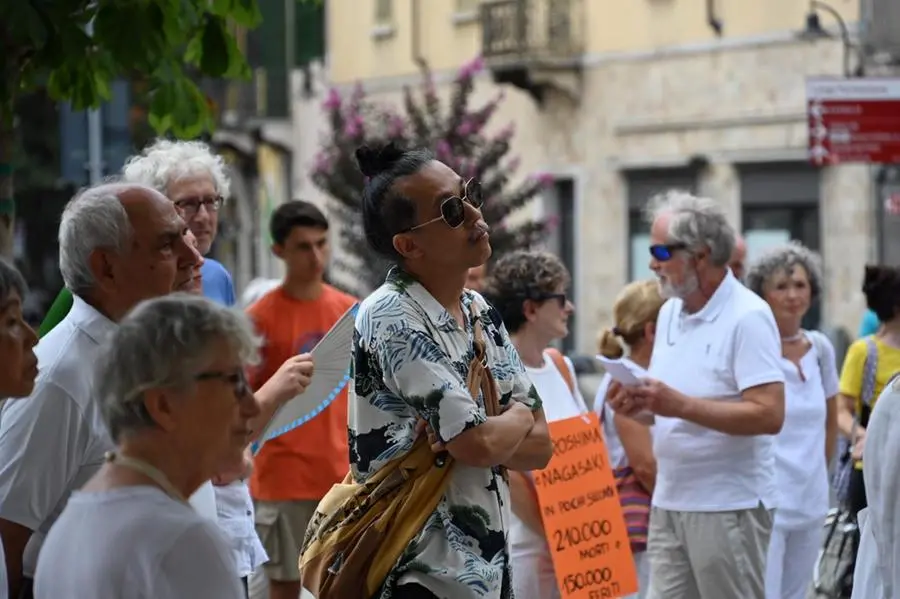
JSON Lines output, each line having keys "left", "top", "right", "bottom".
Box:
{"left": 532, "top": 413, "right": 639, "bottom": 599}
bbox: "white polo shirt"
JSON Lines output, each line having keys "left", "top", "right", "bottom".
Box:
{"left": 648, "top": 271, "right": 785, "bottom": 512}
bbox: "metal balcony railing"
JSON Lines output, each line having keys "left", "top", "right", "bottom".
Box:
{"left": 481, "top": 0, "right": 584, "bottom": 64}
{"left": 201, "top": 67, "right": 290, "bottom": 126}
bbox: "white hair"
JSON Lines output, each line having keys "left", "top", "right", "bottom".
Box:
{"left": 95, "top": 293, "right": 261, "bottom": 442}
{"left": 58, "top": 182, "right": 137, "bottom": 295}
{"left": 644, "top": 190, "right": 736, "bottom": 267}
{"left": 121, "top": 138, "right": 231, "bottom": 201}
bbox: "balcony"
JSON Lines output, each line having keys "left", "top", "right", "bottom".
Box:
{"left": 201, "top": 66, "right": 291, "bottom": 127}
{"left": 480, "top": 0, "right": 584, "bottom": 103}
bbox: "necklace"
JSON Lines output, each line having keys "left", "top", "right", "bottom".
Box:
{"left": 782, "top": 331, "right": 805, "bottom": 343}
{"left": 105, "top": 451, "right": 187, "bottom": 503}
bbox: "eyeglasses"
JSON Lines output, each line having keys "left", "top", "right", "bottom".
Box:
{"left": 194, "top": 369, "right": 250, "bottom": 399}
{"left": 407, "top": 178, "right": 483, "bottom": 232}
{"left": 649, "top": 243, "right": 687, "bottom": 262}
{"left": 174, "top": 195, "right": 223, "bottom": 219}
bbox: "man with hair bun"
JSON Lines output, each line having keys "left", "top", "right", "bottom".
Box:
{"left": 609, "top": 190, "right": 786, "bottom": 599}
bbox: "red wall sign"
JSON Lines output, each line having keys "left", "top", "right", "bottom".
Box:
{"left": 807, "top": 77, "right": 900, "bottom": 165}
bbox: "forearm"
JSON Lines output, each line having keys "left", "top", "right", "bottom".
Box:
{"left": 825, "top": 401, "right": 838, "bottom": 464}
{"left": 676, "top": 395, "right": 781, "bottom": 435}
{"left": 450, "top": 408, "right": 533, "bottom": 468}
{"left": 0, "top": 519, "right": 31, "bottom": 597}
{"left": 503, "top": 415, "right": 552, "bottom": 471}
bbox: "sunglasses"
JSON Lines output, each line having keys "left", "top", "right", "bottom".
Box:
{"left": 649, "top": 243, "right": 687, "bottom": 262}
{"left": 407, "top": 178, "right": 484, "bottom": 232}
{"left": 533, "top": 292, "right": 568, "bottom": 308}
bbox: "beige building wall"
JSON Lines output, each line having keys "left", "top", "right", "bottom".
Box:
{"left": 293, "top": 0, "right": 873, "bottom": 353}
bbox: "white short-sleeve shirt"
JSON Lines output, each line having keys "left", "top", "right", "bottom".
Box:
{"left": 33, "top": 486, "right": 243, "bottom": 599}
{"left": 648, "top": 271, "right": 785, "bottom": 512}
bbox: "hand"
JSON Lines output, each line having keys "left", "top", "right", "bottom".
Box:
{"left": 261, "top": 353, "right": 314, "bottom": 405}
{"left": 851, "top": 429, "right": 867, "bottom": 460}
{"left": 415, "top": 418, "right": 445, "bottom": 453}
{"left": 607, "top": 381, "right": 648, "bottom": 419}
{"left": 631, "top": 378, "right": 688, "bottom": 418}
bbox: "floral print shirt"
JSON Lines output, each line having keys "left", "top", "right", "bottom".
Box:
{"left": 349, "top": 267, "right": 543, "bottom": 599}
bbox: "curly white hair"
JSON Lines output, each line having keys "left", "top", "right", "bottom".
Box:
{"left": 121, "top": 138, "right": 231, "bottom": 201}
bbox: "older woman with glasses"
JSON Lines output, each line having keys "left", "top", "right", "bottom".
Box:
{"left": 33, "top": 294, "right": 260, "bottom": 599}
{"left": 744, "top": 242, "right": 839, "bottom": 599}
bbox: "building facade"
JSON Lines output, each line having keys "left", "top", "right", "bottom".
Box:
{"left": 292, "top": 0, "right": 874, "bottom": 354}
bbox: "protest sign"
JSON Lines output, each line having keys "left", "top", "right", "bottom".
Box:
{"left": 532, "top": 413, "right": 639, "bottom": 599}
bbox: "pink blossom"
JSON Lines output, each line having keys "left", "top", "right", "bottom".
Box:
{"left": 343, "top": 115, "right": 364, "bottom": 138}
{"left": 312, "top": 151, "right": 331, "bottom": 175}
{"left": 387, "top": 114, "right": 405, "bottom": 137}
{"left": 351, "top": 82, "right": 365, "bottom": 104}
{"left": 496, "top": 123, "right": 515, "bottom": 142}
{"left": 507, "top": 156, "right": 521, "bottom": 172}
{"left": 456, "top": 120, "right": 474, "bottom": 137}
{"left": 535, "top": 172, "right": 555, "bottom": 187}
{"left": 457, "top": 55, "right": 486, "bottom": 81}
{"left": 323, "top": 88, "right": 341, "bottom": 111}
{"left": 436, "top": 140, "right": 452, "bottom": 161}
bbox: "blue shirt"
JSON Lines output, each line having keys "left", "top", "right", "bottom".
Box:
{"left": 201, "top": 259, "right": 236, "bottom": 307}
{"left": 859, "top": 309, "right": 880, "bottom": 338}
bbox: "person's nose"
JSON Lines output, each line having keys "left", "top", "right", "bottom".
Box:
{"left": 23, "top": 322, "right": 38, "bottom": 350}
{"left": 565, "top": 299, "right": 576, "bottom": 314}
{"left": 240, "top": 388, "right": 261, "bottom": 420}
{"left": 178, "top": 234, "right": 203, "bottom": 267}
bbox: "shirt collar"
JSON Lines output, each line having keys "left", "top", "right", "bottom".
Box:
{"left": 684, "top": 269, "right": 738, "bottom": 323}
{"left": 385, "top": 266, "right": 477, "bottom": 333}
{"left": 69, "top": 294, "right": 118, "bottom": 344}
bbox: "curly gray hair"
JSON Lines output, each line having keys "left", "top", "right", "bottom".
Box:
{"left": 121, "top": 138, "right": 231, "bottom": 201}
{"left": 644, "top": 190, "right": 736, "bottom": 267}
{"left": 95, "top": 293, "right": 261, "bottom": 442}
{"left": 744, "top": 241, "right": 823, "bottom": 301}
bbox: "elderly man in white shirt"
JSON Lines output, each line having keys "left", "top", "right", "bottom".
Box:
{"left": 610, "top": 190, "right": 786, "bottom": 599}
{"left": 0, "top": 182, "right": 201, "bottom": 598}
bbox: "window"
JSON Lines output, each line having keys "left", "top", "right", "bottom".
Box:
{"left": 542, "top": 178, "right": 578, "bottom": 353}
{"left": 739, "top": 162, "right": 821, "bottom": 329}
{"left": 375, "top": 0, "right": 393, "bottom": 24}
{"left": 625, "top": 169, "right": 698, "bottom": 282}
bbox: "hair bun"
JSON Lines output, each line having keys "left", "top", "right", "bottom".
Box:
{"left": 355, "top": 142, "right": 406, "bottom": 178}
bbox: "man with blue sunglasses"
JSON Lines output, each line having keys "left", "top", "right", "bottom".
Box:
{"left": 609, "top": 191, "right": 785, "bottom": 599}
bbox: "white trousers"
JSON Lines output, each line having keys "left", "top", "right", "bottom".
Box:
{"left": 764, "top": 523, "right": 823, "bottom": 599}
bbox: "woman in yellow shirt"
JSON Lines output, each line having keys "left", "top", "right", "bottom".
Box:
{"left": 837, "top": 264, "right": 900, "bottom": 516}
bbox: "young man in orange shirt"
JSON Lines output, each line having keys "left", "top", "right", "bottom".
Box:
{"left": 247, "top": 201, "right": 356, "bottom": 599}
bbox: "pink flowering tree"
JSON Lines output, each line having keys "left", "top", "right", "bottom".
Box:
{"left": 311, "top": 56, "right": 556, "bottom": 295}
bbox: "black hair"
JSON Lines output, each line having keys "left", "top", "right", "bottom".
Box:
{"left": 269, "top": 200, "right": 329, "bottom": 246}
{"left": 357, "top": 142, "right": 434, "bottom": 261}
{"left": 863, "top": 264, "right": 900, "bottom": 323}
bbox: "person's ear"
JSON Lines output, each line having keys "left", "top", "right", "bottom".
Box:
{"left": 89, "top": 249, "right": 118, "bottom": 293}
{"left": 271, "top": 244, "right": 285, "bottom": 259}
{"left": 392, "top": 233, "right": 425, "bottom": 260}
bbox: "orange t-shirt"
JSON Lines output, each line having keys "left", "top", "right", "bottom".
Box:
{"left": 247, "top": 284, "right": 357, "bottom": 502}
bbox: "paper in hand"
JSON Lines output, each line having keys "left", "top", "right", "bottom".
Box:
{"left": 253, "top": 303, "right": 359, "bottom": 453}
{"left": 595, "top": 355, "right": 648, "bottom": 387}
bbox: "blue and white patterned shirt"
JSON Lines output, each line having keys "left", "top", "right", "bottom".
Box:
{"left": 349, "top": 267, "right": 542, "bottom": 599}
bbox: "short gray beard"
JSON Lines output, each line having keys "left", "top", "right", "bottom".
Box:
{"left": 658, "top": 269, "right": 700, "bottom": 300}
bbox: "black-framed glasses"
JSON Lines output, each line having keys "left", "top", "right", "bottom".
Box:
{"left": 649, "top": 243, "right": 687, "bottom": 262}
{"left": 408, "top": 178, "right": 483, "bottom": 232}
{"left": 174, "top": 195, "right": 223, "bottom": 219}
{"left": 194, "top": 369, "right": 250, "bottom": 399}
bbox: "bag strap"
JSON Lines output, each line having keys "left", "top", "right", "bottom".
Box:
{"left": 470, "top": 316, "right": 501, "bottom": 417}
{"left": 545, "top": 347, "right": 575, "bottom": 395}
{"left": 861, "top": 336, "right": 879, "bottom": 407}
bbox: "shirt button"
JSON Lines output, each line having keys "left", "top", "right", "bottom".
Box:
{"left": 246, "top": 510, "right": 252, "bottom": 516}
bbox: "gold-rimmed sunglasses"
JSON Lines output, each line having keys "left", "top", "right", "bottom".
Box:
{"left": 406, "top": 178, "right": 484, "bottom": 232}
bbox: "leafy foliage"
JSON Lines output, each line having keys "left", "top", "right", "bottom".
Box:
{"left": 0, "top": 0, "right": 262, "bottom": 138}
{"left": 311, "top": 57, "right": 556, "bottom": 296}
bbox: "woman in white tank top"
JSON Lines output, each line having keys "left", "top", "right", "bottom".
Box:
{"left": 482, "top": 251, "right": 586, "bottom": 599}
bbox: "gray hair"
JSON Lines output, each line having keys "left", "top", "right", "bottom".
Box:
{"left": 58, "top": 182, "right": 136, "bottom": 296}
{"left": 95, "top": 293, "right": 262, "bottom": 443}
{"left": 0, "top": 258, "right": 26, "bottom": 304}
{"left": 644, "top": 190, "right": 736, "bottom": 267}
{"left": 121, "top": 138, "right": 231, "bottom": 201}
{"left": 745, "top": 241, "right": 824, "bottom": 301}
